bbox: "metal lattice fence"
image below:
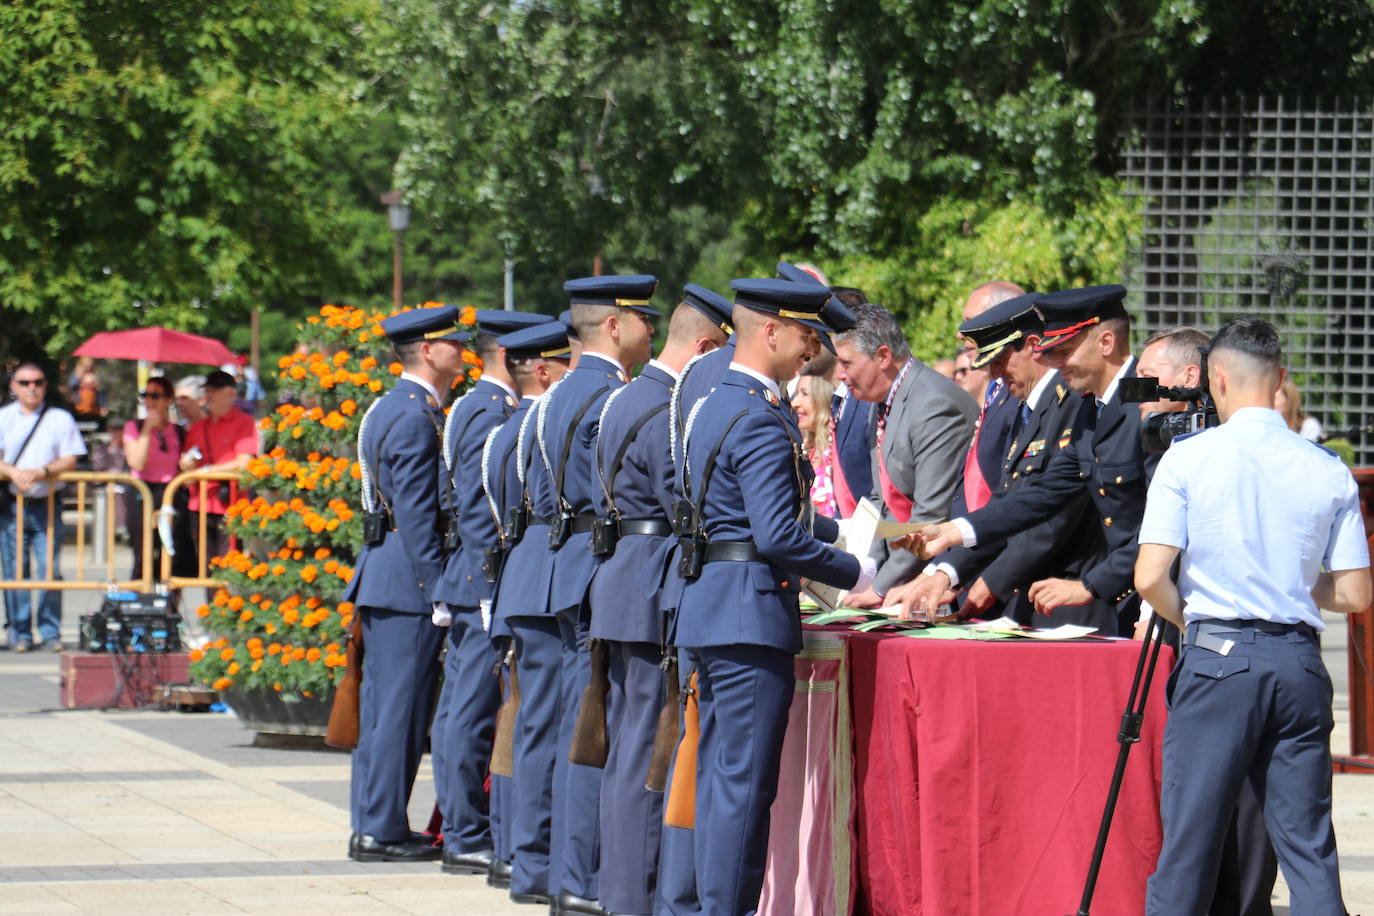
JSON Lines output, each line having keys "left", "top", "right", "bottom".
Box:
{"left": 1119, "top": 97, "right": 1374, "bottom": 464}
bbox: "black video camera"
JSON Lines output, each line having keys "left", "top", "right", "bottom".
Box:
{"left": 1119, "top": 372, "right": 1218, "bottom": 453}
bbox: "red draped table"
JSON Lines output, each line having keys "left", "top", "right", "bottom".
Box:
{"left": 761, "top": 626, "right": 1172, "bottom": 916}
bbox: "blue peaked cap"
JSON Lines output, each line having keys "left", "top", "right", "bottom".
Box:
{"left": 681, "top": 283, "right": 733, "bottom": 332}
{"left": 476, "top": 310, "right": 554, "bottom": 336}
{"left": 381, "top": 304, "right": 471, "bottom": 345}
{"left": 498, "top": 322, "right": 573, "bottom": 360}
{"left": 564, "top": 274, "right": 661, "bottom": 317}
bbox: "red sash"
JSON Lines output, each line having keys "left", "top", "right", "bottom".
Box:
{"left": 827, "top": 419, "right": 858, "bottom": 518}
{"left": 877, "top": 446, "right": 913, "bottom": 523}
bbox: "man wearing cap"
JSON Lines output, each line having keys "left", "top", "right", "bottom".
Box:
{"left": 891, "top": 294, "right": 1116, "bottom": 633}
{"left": 586, "top": 285, "right": 730, "bottom": 916}
{"left": 532, "top": 275, "right": 658, "bottom": 915}
{"left": 344, "top": 305, "right": 468, "bottom": 863}
{"left": 179, "top": 368, "right": 261, "bottom": 564}
{"left": 833, "top": 303, "right": 977, "bottom": 608}
{"left": 484, "top": 320, "right": 575, "bottom": 896}
{"left": 670, "top": 278, "right": 875, "bottom": 916}
{"left": 430, "top": 309, "right": 554, "bottom": 880}
{"left": 916, "top": 285, "right": 1151, "bottom": 635}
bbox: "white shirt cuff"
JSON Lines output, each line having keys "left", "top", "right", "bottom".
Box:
{"left": 929, "top": 562, "right": 961, "bottom": 589}
{"left": 852, "top": 556, "right": 878, "bottom": 595}
{"left": 951, "top": 516, "right": 977, "bottom": 548}
{"left": 1138, "top": 599, "right": 1154, "bottom": 624}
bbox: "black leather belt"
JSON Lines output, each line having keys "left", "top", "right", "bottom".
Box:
{"left": 704, "top": 540, "right": 765, "bottom": 563}
{"left": 1187, "top": 618, "right": 1315, "bottom": 648}
{"left": 619, "top": 518, "right": 673, "bottom": 537}
{"left": 569, "top": 513, "right": 599, "bottom": 534}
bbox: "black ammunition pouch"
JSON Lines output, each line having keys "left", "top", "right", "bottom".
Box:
{"left": 483, "top": 545, "right": 507, "bottom": 583}
{"left": 676, "top": 533, "right": 707, "bottom": 580}
{"left": 591, "top": 516, "right": 619, "bottom": 557}
{"left": 443, "top": 512, "right": 461, "bottom": 550}
{"left": 363, "top": 508, "right": 393, "bottom": 547}
{"left": 507, "top": 504, "right": 529, "bottom": 544}
{"left": 549, "top": 512, "right": 572, "bottom": 549}
{"left": 671, "top": 498, "right": 694, "bottom": 538}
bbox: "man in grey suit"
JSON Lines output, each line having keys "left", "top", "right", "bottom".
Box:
{"left": 835, "top": 303, "right": 977, "bottom": 608}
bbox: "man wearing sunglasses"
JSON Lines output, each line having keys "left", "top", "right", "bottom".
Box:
{"left": 0, "top": 364, "right": 86, "bottom": 652}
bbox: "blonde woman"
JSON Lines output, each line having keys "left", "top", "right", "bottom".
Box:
{"left": 793, "top": 373, "right": 839, "bottom": 517}
{"left": 1275, "top": 376, "right": 1322, "bottom": 442}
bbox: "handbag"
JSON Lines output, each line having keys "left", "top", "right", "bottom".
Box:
{"left": 0, "top": 406, "right": 49, "bottom": 513}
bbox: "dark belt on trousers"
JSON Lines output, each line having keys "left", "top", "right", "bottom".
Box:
{"left": 618, "top": 518, "right": 673, "bottom": 537}
{"left": 704, "top": 540, "right": 765, "bottom": 563}
{"left": 569, "top": 513, "right": 598, "bottom": 534}
{"left": 1187, "top": 618, "right": 1316, "bottom": 654}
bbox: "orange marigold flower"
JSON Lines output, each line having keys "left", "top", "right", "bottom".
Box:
{"left": 306, "top": 647, "right": 323, "bottom": 662}
{"left": 240, "top": 610, "right": 254, "bottom": 622}
{"left": 340, "top": 399, "right": 357, "bottom": 416}
{"left": 333, "top": 350, "right": 349, "bottom": 367}
{"left": 213, "top": 676, "right": 232, "bottom": 690}
{"left": 337, "top": 601, "right": 354, "bottom": 615}
{"left": 292, "top": 647, "right": 307, "bottom": 661}
{"left": 271, "top": 564, "right": 286, "bottom": 577}
{"left": 227, "top": 595, "right": 245, "bottom": 612}
{"left": 219, "top": 647, "right": 235, "bottom": 662}
{"left": 459, "top": 305, "right": 477, "bottom": 325}
{"left": 196, "top": 605, "right": 210, "bottom": 618}
{"left": 289, "top": 365, "right": 307, "bottom": 380}
{"left": 189, "top": 648, "right": 204, "bottom": 662}
{"left": 251, "top": 659, "right": 263, "bottom": 672}
{"left": 360, "top": 356, "right": 378, "bottom": 370}
{"left": 282, "top": 609, "right": 300, "bottom": 625}
{"left": 227, "top": 662, "right": 240, "bottom": 676}
{"left": 268, "top": 643, "right": 282, "bottom": 655}
{"left": 388, "top": 362, "right": 402, "bottom": 376}
{"left": 369, "top": 380, "right": 383, "bottom": 392}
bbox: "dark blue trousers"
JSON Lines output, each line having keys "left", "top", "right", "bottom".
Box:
{"left": 654, "top": 653, "right": 700, "bottom": 916}
{"left": 491, "top": 772, "right": 513, "bottom": 864}
{"left": 686, "top": 645, "right": 793, "bottom": 916}
{"left": 551, "top": 606, "right": 602, "bottom": 899}
{"left": 599, "top": 641, "right": 667, "bottom": 914}
{"left": 508, "top": 616, "right": 562, "bottom": 896}
{"left": 1148, "top": 622, "right": 1343, "bottom": 915}
{"left": 349, "top": 608, "right": 443, "bottom": 841}
{"left": 432, "top": 607, "right": 502, "bottom": 854}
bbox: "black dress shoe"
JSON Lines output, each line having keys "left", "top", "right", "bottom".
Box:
{"left": 510, "top": 890, "right": 551, "bottom": 906}
{"left": 348, "top": 832, "right": 360, "bottom": 856}
{"left": 441, "top": 847, "right": 495, "bottom": 875}
{"left": 553, "top": 890, "right": 607, "bottom": 915}
{"left": 349, "top": 833, "right": 442, "bottom": 862}
{"left": 487, "top": 858, "right": 513, "bottom": 889}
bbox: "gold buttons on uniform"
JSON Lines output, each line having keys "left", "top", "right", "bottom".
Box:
{"left": 1098, "top": 488, "right": 1106, "bottom": 497}
{"left": 1115, "top": 476, "right": 1124, "bottom": 485}
{"left": 1104, "top": 517, "right": 1113, "bottom": 527}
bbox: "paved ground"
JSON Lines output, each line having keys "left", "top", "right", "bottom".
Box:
{"left": 2, "top": 547, "right": 1374, "bottom": 913}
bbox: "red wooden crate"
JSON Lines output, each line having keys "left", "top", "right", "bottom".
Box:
{"left": 59, "top": 651, "right": 193, "bottom": 709}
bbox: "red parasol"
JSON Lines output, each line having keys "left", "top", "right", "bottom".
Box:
{"left": 73, "top": 328, "right": 237, "bottom": 366}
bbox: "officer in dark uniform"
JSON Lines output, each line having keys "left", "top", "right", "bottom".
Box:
{"left": 587, "top": 285, "right": 731, "bottom": 916}
{"left": 491, "top": 320, "right": 576, "bottom": 906}
{"left": 344, "top": 305, "right": 469, "bottom": 863}
{"left": 430, "top": 309, "right": 554, "bottom": 878}
{"left": 916, "top": 285, "right": 1152, "bottom": 635}
{"left": 669, "top": 278, "right": 875, "bottom": 915}
{"left": 541, "top": 275, "right": 659, "bottom": 916}
{"left": 897, "top": 293, "right": 1115, "bottom": 632}
{"left": 481, "top": 321, "right": 573, "bottom": 892}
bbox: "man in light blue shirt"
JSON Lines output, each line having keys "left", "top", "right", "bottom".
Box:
{"left": 1136, "top": 317, "right": 1371, "bottom": 916}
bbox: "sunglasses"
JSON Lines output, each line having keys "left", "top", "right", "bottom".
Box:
{"left": 14, "top": 379, "right": 45, "bottom": 387}
{"left": 142, "top": 391, "right": 169, "bottom": 399}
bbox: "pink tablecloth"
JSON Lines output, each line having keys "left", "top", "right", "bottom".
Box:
{"left": 761, "top": 627, "right": 1171, "bottom": 916}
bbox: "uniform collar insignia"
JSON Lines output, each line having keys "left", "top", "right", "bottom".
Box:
{"left": 505, "top": 394, "right": 517, "bottom": 408}
{"left": 763, "top": 389, "right": 780, "bottom": 407}
{"left": 426, "top": 395, "right": 438, "bottom": 408}
{"left": 616, "top": 369, "right": 629, "bottom": 384}
{"left": 1056, "top": 384, "right": 1068, "bottom": 403}
{"left": 1058, "top": 427, "right": 1073, "bottom": 448}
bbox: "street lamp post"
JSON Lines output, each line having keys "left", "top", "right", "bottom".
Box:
{"left": 380, "top": 190, "right": 410, "bottom": 310}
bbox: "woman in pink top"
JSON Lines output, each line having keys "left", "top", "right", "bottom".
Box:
{"left": 793, "top": 374, "right": 839, "bottom": 518}
{"left": 123, "top": 376, "right": 186, "bottom": 581}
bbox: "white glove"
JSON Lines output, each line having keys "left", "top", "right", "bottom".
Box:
{"left": 852, "top": 556, "right": 878, "bottom": 595}
{"left": 479, "top": 599, "right": 493, "bottom": 633}
{"left": 431, "top": 601, "right": 452, "bottom": 627}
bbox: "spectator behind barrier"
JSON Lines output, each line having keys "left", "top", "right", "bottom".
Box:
{"left": 179, "top": 370, "right": 259, "bottom": 567}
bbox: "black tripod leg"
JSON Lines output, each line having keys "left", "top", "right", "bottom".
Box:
{"left": 1069, "top": 613, "right": 1170, "bottom": 916}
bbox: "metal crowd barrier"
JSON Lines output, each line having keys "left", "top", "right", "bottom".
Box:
{"left": 157, "top": 468, "right": 238, "bottom": 590}
{"left": 0, "top": 472, "right": 155, "bottom": 592}
{"left": 0, "top": 469, "right": 235, "bottom": 593}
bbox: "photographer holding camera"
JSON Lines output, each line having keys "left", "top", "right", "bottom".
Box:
{"left": 1136, "top": 317, "right": 1371, "bottom": 915}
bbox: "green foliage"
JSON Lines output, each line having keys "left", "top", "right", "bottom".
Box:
{"left": 0, "top": 0, "right": 383, "bottom": 358}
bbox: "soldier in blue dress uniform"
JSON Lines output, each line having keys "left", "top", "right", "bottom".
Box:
{"left": 540, "top": 275, "right": 659, "bottom": 916}
{"left": 917, "top": 285, "right": 1154, "bottom": 635}
{"left": 490, "top": 320, "right": 576, "bottom": 906}
{"left": 430, "top": 309, "right": 554, "bottom": 879}
{"left": 895, "top": 293, "right": 1115, "bottom": 632}
{"left": 587, "top": 284, "right": 731, "bottom": 916}
{"left": 481, "top": 321, "right": 573, "bottom": 893}
{"left": 668, "top": 279, "right": 876, "bottom": 916}
{"left": 344, "top": 304, "right": 469, "bottom": 863}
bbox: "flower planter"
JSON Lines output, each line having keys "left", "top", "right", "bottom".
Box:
{"left": 221, "top": 686, "right": 333, "bottom": 737}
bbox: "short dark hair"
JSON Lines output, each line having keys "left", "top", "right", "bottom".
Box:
{"left": 393, "top": 339, "right": 423, "bottom": 367}
{"left": 145, "top": 376, "right": 175, "bottom": 399}
{"left": 473, "top": 331, "right": 501, "bottom": 361}
{"left": 204, "top": 369, "right": 237, "bottom": 390}
{"left": 1210, "top": 316, "right": 1281, "bottom": 368}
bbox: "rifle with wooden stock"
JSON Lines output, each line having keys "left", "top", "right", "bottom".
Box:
{"left": 325, "top": 613, "right": 364, "bottom": 749}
